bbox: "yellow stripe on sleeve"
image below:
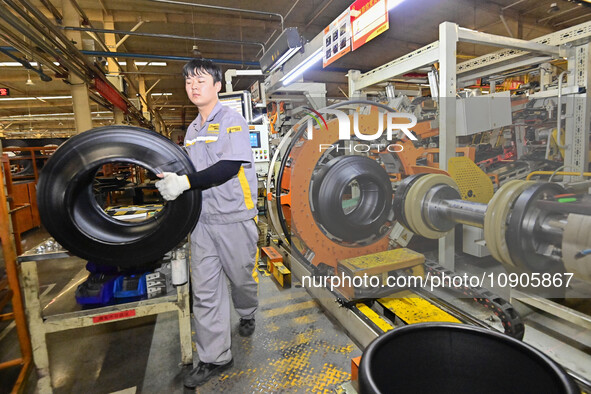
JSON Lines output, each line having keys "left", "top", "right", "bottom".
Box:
{"left": 237, "top": 166, "right": 255, "bottom": 210}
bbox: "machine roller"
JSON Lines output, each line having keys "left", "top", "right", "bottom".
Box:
{"left": 393, "top": 174, "right": 591, "bottom": 282}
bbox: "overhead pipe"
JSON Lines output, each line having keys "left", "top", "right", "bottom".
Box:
{"left": 144, "top": 0, "right": 284, "bottom": 31}
{"left": 39, "top": 0, "right": 62, "bottom": 24}
{"left": 538, "top": 5, "right": 582, "bottom": 23}
{"left": 61, "top": 26, "right": 266, "bottom": 51}
{"left": 553, "top": 12, "right": 591, "bottom": 27}
{"left": 305, "top": 0, "right": 336, "bottom": 28}
{"left": 0, "top": 34, "right": 66, "bottom": 77}
{"left": 0, "top": 0, "right": 150, "bottom": 124}
{"left": 61, "top": 3, "right": 160, "bottom": 126}
{"left": 0, "top": 1, "right": 89, "bottom": 80}
{"left": 4, "top": 0, "right": 87, "bottom": 71}
{"left": 15, "top": 0, "right": 99, "bottom": 72}
{"left": 11, "top": 0, "right": 146, "bottom": 125}
{"left": 0, "top": 47, "right": 53, "bottom": 81}
{"left": 0, "top": 46, "right": 260, "bottom": 67}
{"left": 79, "top": 49, "right": 261, "bottom": 66}
{"left": 501, "top": 0, "right": 528, "bottom": 11}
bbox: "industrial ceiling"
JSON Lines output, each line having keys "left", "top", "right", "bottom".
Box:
{"left": 1, "top": 0, "right": 590, "bottom": 138}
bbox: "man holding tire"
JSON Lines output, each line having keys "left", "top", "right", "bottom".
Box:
{"left": 156, "top": 58, "right": 259, "bottom": 388}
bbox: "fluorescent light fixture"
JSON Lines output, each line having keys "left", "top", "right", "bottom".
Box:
{"left": 0, "top": 62, "right": 61, "bottom": 67}
{"left": 388, "top": 0, "right": 406, "bottom": 10}
{"left": 268, "top": 46, "right": 301, "bottom": 73}
{"left": 281, "top": 48, "right": 323, "bottom": 86}
{"left": 0, "top": 95, "right": 72, "bottom": 101}
{"left": 1, "top": 111, "right": 112, "bottom": 118}
{"left": 235, "top": 70, "right": 263, "bottom": 76}
{"left": 151, "top": 93, "right": 172, "bottom": 96}
{"left": 260, "top": 28, "right": 303, "bottom": 73}
{"left": 136, "top": 62, "right": 167, "bottom": 66}
{"left": 105, "top": 61, "right": 168, "bottom": 67}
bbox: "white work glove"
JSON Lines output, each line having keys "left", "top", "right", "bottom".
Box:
{"left": 155, "top": 172, "right": 191, "bottom": 201}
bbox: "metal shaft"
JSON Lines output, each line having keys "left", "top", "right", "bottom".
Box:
{"left": 535, "top": 216, "right": 566, "bottom": 245}
{"left": 438, "top": 199, "right": 488, "bottom": 228}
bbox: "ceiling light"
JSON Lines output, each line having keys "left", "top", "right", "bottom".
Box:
{"left": 1, "top": 111, "right": 111, "bottom": 118}
{"left": 0, "top": 95, "right": 72, "bottom": 101}
{"left": 0, "top": 62, "right": 58, "bottom": 67}
{"left": 136, "top": 62, "right": 167, "bottom": 66}
{"left": 388, "top": 0, "right": 407, "bottom": 10}
{"left": 25, "top": 70, "right": 35, "bottom": 86}
{"left": 192, "top": 45, "right": 203, "bottom": 58}
{"left": 151, "top": 93, "right": 173, "bottom": 96}
{"left": 104, "top": 62, "right": 168, "bottom": 67}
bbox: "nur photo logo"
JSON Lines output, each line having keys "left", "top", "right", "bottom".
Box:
{"left": 303, "top": 104, "right": 418, "bottom": 152}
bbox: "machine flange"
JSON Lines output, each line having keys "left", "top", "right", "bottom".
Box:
{"left": 506, "top": 182, "right": 567, "bottom": 273}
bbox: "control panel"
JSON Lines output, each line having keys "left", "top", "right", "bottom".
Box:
{"left": 249, "top": 124, "right": 270, "bottom": 163}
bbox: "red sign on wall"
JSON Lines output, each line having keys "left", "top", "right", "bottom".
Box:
{"left": 0, "top": 88, "right": 10, "bottom": 96}
{"left": 350, "top": 0, "right": 389, "bottom": 51}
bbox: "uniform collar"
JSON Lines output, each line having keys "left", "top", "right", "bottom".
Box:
{"left": 196, "top": 100, "right": 223, "bottom": 125}
{"left": 207, "top": 100, "right": 223, "bottom": 122}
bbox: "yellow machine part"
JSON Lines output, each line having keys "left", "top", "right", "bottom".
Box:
{"left": 378, "top": 290, "right": 461, "bottom": 324}
{"left": 355, "top": 303, "right": 394, "bottom": 332}
{"left": 339, "top": 248, "right": 425, "bottom": 277}
{"left": 550, "top": 128, "right": 565, "bottom": 159}
{"left": 448, "top": 156, "right": 494, "bottom": 203}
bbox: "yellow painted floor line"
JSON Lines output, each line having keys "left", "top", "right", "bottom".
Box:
{"left": 258, "top": 288, "right": 308, "bottom": 307}
{"left": 263, "top": 300, "right": 318, "bottom": 318}
{"left": 292, "top": 313, "right": 320, "bottom": 325}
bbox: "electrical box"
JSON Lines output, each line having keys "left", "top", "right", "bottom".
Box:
{"left": 456, "top": 91, "right": 512, "bottom": 136}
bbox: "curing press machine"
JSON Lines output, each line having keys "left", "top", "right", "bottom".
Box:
{"left": 262, "top": 104, "right": 591, "bottom": 389}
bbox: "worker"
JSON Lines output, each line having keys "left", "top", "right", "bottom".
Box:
{"left": 155, "top": 58, "right": 259, "bottom": 388}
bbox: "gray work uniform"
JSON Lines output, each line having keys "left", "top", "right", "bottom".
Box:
{"left": 184, "top": 100, "right": 259, "bottom": 364}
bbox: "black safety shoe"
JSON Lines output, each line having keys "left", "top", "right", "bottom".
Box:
{"left": 183, "top": 358, "right": 234, "bottom": 388}
{"left": 238, "top": 318, "right": 255, "bottom": 337}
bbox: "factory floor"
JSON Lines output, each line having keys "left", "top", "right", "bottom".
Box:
{"left": 0, "top": 224, "right": 360, "bottom": 394}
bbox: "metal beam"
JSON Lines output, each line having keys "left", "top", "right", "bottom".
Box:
{"left": 349, "top": 42, "right": 440, "bottom": 92}
{"left": 438, "top": 21, "right": 458, "bottom": 270}
{"left": 457, "top": 20, "right": 591, "bottom": 77}
{"left": 457, "top": 56, "right": 551, "bottom": 85}
{"left": 457, "top": 26, "right": 562, "bottom": 56}
{"left": 116, "top": 20, "right": 145, "bottom": 49}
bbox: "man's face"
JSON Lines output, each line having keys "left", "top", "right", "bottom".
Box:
{"left": 185, "top": 69, "right": 221, "bottom": 108}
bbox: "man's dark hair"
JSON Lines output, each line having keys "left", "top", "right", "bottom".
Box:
{"left": 182, "top": 58, "right": 222, "bottom": 84}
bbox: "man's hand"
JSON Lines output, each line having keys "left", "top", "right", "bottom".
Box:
{"left": 155, "top": 172, "right": 191, "bottom": 201}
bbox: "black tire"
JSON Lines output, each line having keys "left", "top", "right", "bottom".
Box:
{"left": 359, "top": 323, "right": 579, "bottom": 394}
{"left": 310, "top": 155, "right": 392, "bottom": 243}
{"left": 4, "top": 139, "right": 33, "bottom": 174}
{"left": 40, "top": 138, "right": 64, "bottom": 152}
{"left": 37, "top": 126, "right": 201, "bottom": 268}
